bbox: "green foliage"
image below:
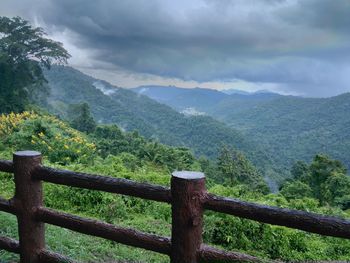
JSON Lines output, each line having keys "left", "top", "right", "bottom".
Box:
{"left": 204, "top": 214, "right": 301, "bottom": 260}
{"left": 308, "top": 154, "right": 347, "bottom": 202}
{"left": 211, "top": 93, "right": 350, "bottom": 180}
{"left": 280, "top": 181, "right": 313, "bottom": 201}
{"left": 291, "top": 160, "right": 309, "bottom": 180}
{"left": 281, "top": 155, "right": 350, "bottom": 208}
{"left": 335, "top": 195, "right": 350, "bottom": 210}
{"left": 91, "top": 124, "right": 197, "bottom": 172}
{"left": 322, "top": 173, "right": 350, "bottom": 205}
{"left": 67, "top": 102, "right": 96, "bottom": 133}
{"left": 0, "top": 16, "right": 70, "bottom": 113}
{"left": 217, "top": 146, "right": 269, "bottom": 193}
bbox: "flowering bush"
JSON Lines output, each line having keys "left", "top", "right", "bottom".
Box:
{"left": 0, "top": 111, "right": 95, "bottom": 164}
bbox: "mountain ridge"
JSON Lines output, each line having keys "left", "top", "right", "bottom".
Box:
{"left": 132, "top": 85, "right": 281, "bottom": 114}
{"left": 44, "top": 66, "right": 280, "bottom": 180}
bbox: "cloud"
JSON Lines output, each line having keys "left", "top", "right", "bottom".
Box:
{"left": 1, "top": 0, "right": 350, "bottom": 97}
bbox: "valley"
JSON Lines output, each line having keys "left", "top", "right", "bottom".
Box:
{"left": 134, "top": 85, "right": 350, "bottom": 175}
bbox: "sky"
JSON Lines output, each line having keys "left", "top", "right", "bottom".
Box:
{"left": 1, "top": 0, "right": 350, "bottom": 97}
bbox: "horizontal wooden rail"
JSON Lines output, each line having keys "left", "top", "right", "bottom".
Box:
{"left": 0, "top": 160, "right": 14, "bottom": 173}
{"left": 0, "top": 236, "right": 20, "bottom": 254}
{"left": 34, "top": 207, "right": 261, "bottom": 263}
{"left": 38, "top": 250, "right": 76, "bottom": 263}
{"left": 199, "top": 244, "right": 265, "bottom": 263}
{"left": 35, "top": 207, "right": 172, "bottom": 255}
{"left": 33, "top": 166, "right": 171, "bottom": 203}
{"left": 0, "top": 235, "right": 76, "bottom": 263}
{"left": 205, "top": 194, "right": 350, "bottom": 239}
{"left": 0, "top": 196, "right": 16, "bottom": 215}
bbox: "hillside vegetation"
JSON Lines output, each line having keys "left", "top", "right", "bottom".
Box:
{"left": 1, "top": 112, "right": 350, "bottom": 262}
{"left": 44, "top": 66, "right": 280, "bottom": 181}
{"left": 215, "top": 94, "right": 350, "bottom": 173}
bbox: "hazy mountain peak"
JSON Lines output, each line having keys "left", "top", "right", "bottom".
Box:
{"left": 221, "top": 89, "right": 251, "bottom": 95}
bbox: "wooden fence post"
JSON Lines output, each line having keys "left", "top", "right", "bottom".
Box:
{"left": 13, "top": 151, "right": 44, "bottom": 263}
{"left": 170, "top": 171, "right": 205, "bottom": 263}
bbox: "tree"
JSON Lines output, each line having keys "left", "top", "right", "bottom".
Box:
{"left": 309, "top": 154, "right": 347, "bottom": 202}
{"left": 291, "top": 160, "right": 309, "bottom": 180}
{"left": 217, "top": 146, "right": 269, "bottom": 193}
{"left": 0, "top": 16, "right": 70, "bottom": 113}
{"left": 68, "top": 103, "right": 96, "bottom": 133}
{"left": 288, "top": 154, "right": 350, "bottom": 207}
{"left": 321, "top": 172, "right": 350, "bottom": 206}
{"left": 217, "top": 146, "right": 236, "bottom": 185}
{"left": 280, "top": 180, "right": 313, "bottom": 201}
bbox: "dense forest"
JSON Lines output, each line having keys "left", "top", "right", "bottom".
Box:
{"left": 214, "top": 94, "right": 350, "bottom": 173}
{"left": 134, "top": 86, "right": 350, "bottom": 176}
{"left": 1, "top": 16, "right": 350, "bottom": 262}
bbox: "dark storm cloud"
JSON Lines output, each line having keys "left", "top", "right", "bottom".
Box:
{"left": 280, "top": 0, "right": 350, "bottom": 33}
{"left": 1, "top": 0, "right": 350, "bottom": 96}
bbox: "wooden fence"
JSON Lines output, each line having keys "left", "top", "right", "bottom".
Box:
{"left": 1, "top": 151, "right": 350, "bottom": 263}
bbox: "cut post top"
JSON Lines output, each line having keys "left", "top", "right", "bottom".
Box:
{"left": 172, "top": 171, "right": 205, "bottom": 180}
{"left": 14, "top": 151, "right": 41, "bottom": 157}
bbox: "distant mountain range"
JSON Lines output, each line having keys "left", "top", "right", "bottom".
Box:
{"left": 221, "top": 89, "right": 251, "bottom": 95}
{"left": 132, "top": 85, "right": 281, "bottom": 116}
{"left": 44, "top": 66, "right": 279, "bottom": 181}
{"left": 221, "top": 88, "right": 280, "bottom": 95}
{"left": 132, "top": 85, "right": 350, "bottom": 173}
{"left": 133, "top": 85, "right": 228, "bottom": 112}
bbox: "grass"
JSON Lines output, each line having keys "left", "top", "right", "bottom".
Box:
{"left": 0, "top": 170, "right": 170, "bottom": 263}
{"left": 0, "top": 212, "right": 169, "bottom": 263}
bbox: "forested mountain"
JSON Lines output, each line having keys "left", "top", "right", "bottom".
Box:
{"left": 206, "top": 92, "right": 281, "bottom": 118}
{"left": 132, "top": 84, "right": 350, "bottom": 175}
{"left": 44, "top": 66, "right": 279, "bottom": 179}
{"left": 214, "top": 93, "right": 350, "bottom": 172}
